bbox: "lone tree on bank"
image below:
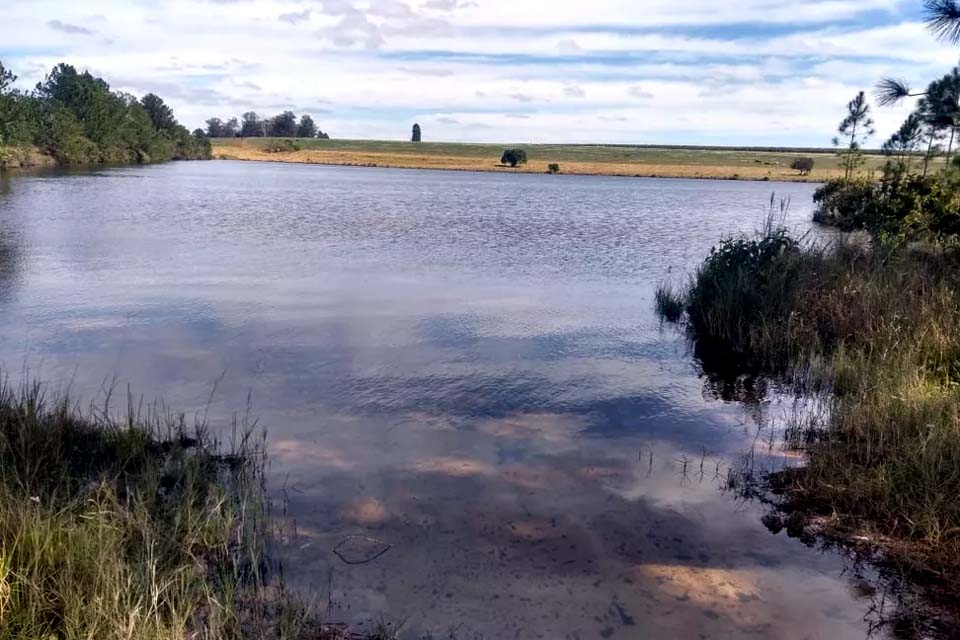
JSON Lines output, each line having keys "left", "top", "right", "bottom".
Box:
{"left": 500, "top": 149, "right": 528, "bottom": 167}
{"left": 790, "top": 157, "right": 815, "bottom": 176}
{"left": 297, "top": 114, "right": 318, "bottom": 138}
{"left": 833, "top": 91, "right": 875, "bottom": 182}
{"left": 411, "top": 123, "right": 421, "bottom": 142}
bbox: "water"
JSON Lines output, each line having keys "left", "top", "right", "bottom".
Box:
{"left": 0, "top": 162, "right": 889, "bottom": 638}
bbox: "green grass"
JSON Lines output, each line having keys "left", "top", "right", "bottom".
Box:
{"left": 215, "top": 137, "right": 894, "bottom": 171}
{"left": 0, "top": 379, "right": 316, "bottom": 640}
{"left": 657, "top": 222, "right": 960, "bottom": 583}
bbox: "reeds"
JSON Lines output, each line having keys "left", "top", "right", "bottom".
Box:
{"left": 0, "top": 378, "right": 310, "bottom": 640}
{"left": 657, "top": 223, "right": 960, "bottom": 576}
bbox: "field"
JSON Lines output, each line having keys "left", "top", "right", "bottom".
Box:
{"left": 212, "top": 138, "right": 894, "bottom": 182}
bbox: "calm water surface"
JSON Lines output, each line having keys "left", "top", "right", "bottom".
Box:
{"left": 0, "top": 162, "right": 888, "bottom": 638}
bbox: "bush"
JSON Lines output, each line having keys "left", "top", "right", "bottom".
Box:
{"left": 682, "top": 222, "right": 817, "bottom": 365}
{"left": 500, "top": 149, "right": 528, "bottom": 167}
{"left": 547, "top": 163, "right": 561, "bottom": 174}
{"left": 790, "top": 157, "right": 815, "bottom": 175}
{"left": 813, "top": 171, "right": 960, "bottom": 242}
{"left": 261, "top": 139, "right": 300, "bottom": 154}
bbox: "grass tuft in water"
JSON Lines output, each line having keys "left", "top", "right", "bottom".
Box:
{"left": 653, "top": 283, "right": 685, "bottom": 323}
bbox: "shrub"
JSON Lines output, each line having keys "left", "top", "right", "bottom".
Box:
{"left": 790, "top": 157, "right": 815, "bottom": 175}
{"left": 813, "top": 171, "right": 960, "bottom": 242}
{"left": 500, "top": 149, "right": 528, "bottom": 167}
{"left": 261, "top": 139, "right": 300, "bottom": 153}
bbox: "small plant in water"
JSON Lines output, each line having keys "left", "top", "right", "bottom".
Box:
{"left": 654, "top": 283, "right": 684, "bottom": 322}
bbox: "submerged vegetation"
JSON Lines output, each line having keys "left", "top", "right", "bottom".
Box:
{"left": 0, "top": 61, "right": 210, "bottom": 167}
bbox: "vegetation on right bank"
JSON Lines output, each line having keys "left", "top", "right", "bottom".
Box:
{"left": 655, "top": 1, "right": 960, "bottom": 597}
{"left": 656, "top": 211, "right": 960, "bottom": 583}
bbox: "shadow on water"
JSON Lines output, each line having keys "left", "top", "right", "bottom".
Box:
{"left": 0, "top": 174, "right": 24, "bottom": 304}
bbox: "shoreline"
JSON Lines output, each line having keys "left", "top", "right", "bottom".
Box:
{"left": 211, "top": 139, "right": 880, "bottom": 183}
{"left": 214, "top": 154, "right": 829, "bottom": 183}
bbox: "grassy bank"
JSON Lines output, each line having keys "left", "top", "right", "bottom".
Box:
{"left": 656, "top": 219, "right": 960, "bottom": 597}
{"left": 0, "top": 146, "right": 56, "bottom": 170}
{"left": 0, "top": 379, "right": 324, "bottom": 639}
{"left": 213, "top": 138, "right": 892, "bottom": 182}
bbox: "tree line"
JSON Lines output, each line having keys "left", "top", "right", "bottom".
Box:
{"left": 205, "top": 112, "right": 330, "bottom": 139}
{"left": 0, "top": 61, "right": 210, "bottom": 165}
{"left": 813, "top": 0, "right": 960, "bottom": 241}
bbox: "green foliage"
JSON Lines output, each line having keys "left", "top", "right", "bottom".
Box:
{"left": 268, "top": 111, "right": 297, "bottom": 137}
{"left": 659, "top": 226, "right": 960, "bottom": 577}
{"left": 411, "top": 123, "right": 421, "bottom": 142}
{"left": 833, "top": 91, "right": 875, "bottom": 181}
{"left": 682, "top": 221, "right": 816, "bottom": 365}
{"left": 296, "top": 114, "right": 317, "bottom": 138}
{"left": 813, "top": 171, "right": 960, "bottom": 242}
{"left": 140, "top": 93, "right": 176, "bottom": 132}
{"left": 0, "top": 60, "right": 210, "bottom": 166}
{"left": 240, "top": 112, "right": 264, "bottom": 137}
{"left": 547, "top": 163, "right": 561, "bottom": 174}
{"left": 500, "top": 148, "right": 528, "bottom": 167}
{"left": 0, "top": 379, "right": 316, "bottom": 639}
{"left": 789, "top": 157, "right": 814, "bottom": 175}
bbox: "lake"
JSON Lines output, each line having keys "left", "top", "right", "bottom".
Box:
{"left": 0, "top": 161, "right": 888, "bottom": 639}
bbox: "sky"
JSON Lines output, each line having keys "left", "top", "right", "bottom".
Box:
{"left": 1, "top": 0, "right": 959, "bottom": 146}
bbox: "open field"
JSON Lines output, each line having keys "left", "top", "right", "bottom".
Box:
{"left": 212, "top": 137, "right": 895, "bottom": 182}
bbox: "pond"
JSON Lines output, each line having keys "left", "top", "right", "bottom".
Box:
{"left": 0, "top": 162, "right": 889, "bottom": 639}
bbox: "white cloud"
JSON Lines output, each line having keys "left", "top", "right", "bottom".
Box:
{"left": 0, "top": 0, "right": 949, "bottom": 144}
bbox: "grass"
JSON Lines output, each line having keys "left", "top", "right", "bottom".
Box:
{"left": 0, "top": 378, "right": 321, "bottom": 640}
{"left": 656, "top": 221, "right": 960, "bottom": 589}
{"left": 212, "top": 137, "right": 897, "bottom": 182}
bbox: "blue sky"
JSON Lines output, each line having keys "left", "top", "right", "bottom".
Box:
{"left": 1, "top": 0, "right": 957, "bottom": 145}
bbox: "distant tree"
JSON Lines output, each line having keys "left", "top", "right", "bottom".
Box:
{"left": 882, "top": 113, "right": 924, "bottom": 169}
{"left": 192, "top": 128, "right": 205, "bottom": 138}
{"left": 500, "top": 149, "right": 528, "bottom": 167}
{"left": 240, "top": 111, "right": 263, "bottom": 137}
{"left": 0, "top": 61, "right": 25, "bottom": 146}
{"left": 296, "top": 114, "right": 317, "bottom": 138}
{"left": 205, "top": 117, "right": 224, "bottom": 138}
{"left": 833, "top": 91, "right": 875, "bottom": 182}
{"left": 223, "top": 117, "right": 239, "bottom": 138}
{"left": 411, "top": 123, "right": 421, "bottom": 142}
{"left": 269, "top": 110, "right": 297, "bottom": 137}
{"left": 0, "top": 62, "right": 15, "bottom": 94}
{"left": 317, "top": 130, "right": 330, "bottom": 140}
{"left": 547, "top": 163, "right": 561, "bottom": 174}
{"left": 140, "top": 93, "right": 177, "bottom": 132}
{"left": 790, "top": 157, "right": 815, "bottom": 176}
